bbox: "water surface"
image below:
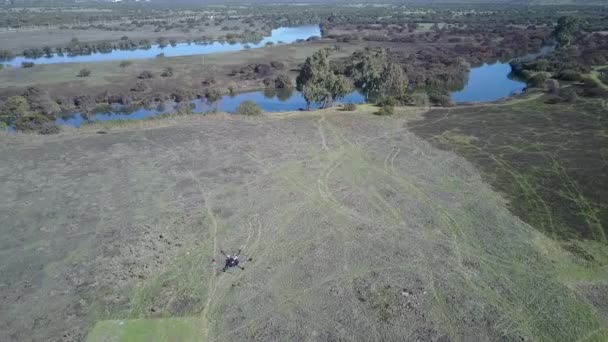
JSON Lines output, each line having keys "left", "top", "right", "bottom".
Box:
{"left": 450, "top": 62, "right": 526, "bottom": 103}
{"left": 56, "top": 89, "right": 365, "bottom": 127}
{"left": 5, "top": 25, "right": 321, "bottom": 67}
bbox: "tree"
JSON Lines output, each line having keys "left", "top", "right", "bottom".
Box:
{"left": 296, "top": 49, "right": 351, "bottom": 109}
{"left": 348, "top": 48, "right": 408, "bottom": 103}
{"left": 554, "top": 16, "right": 578, "bottom": 48}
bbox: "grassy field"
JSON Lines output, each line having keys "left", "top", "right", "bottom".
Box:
{"left": 1, "top": 104, "right": 606, "bottom": 341}
{"left": 410, "top": 95, "right": 608, "bottom": 242}
{"left": 0, "top": 41, "right": 357, "bottom": 99}
{"left": 0, "top": 19, "right": 264, "bottom": 53}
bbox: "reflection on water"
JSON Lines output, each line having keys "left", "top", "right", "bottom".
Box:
{"left": 56, "top": 89, "right": 365, "bottom": 127}
{"left": 449, "top": 62, "right": 526, "bottom": 103}
{"left": 5, "top": 25, "right": 321, "bottom": 67}
{"left": 51, "top": 57, "right": 535, "bottom": 127}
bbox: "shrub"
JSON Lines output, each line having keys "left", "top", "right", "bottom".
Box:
{"left": 137, "top": 70, "right": 154, "bottom": 79}
{"left": 236, "top": 100, "right": 262, "bottom": 115}
{"left": 131, "top": 81, "right": 149, "bottom": 92}
{"left": 22, "top": 61, "right": 35, "bottom": 68}
{"left": 428, "top": 92, "right": 454, "bottom": 107}
{"left": 546, "top": 79, "right": 560, "bottom": 94}
{"left": 0, "top": 49, "right": 13, "bottom": 61}
{"left": 527, "top": 73, "right": 548, "bottom": 88}
{"left": 270, "top": 61, "right": 285, "bottom": 70}
{"left": 204, "top": 88, "right": 222, "bottom": 103}
{"left": 555, "top": 69, "right": 581, "bottom": 81}
{"left": 274, "top": 74, "right": 292, "bottom": 88}
{"left": 176, "top": 102, "right": 193, "bottom": 115}
{"left": 342, "top": 103, "right": 357, "bottom": 111}
{"left": 119, "top": 60, "right": 133, "bottom": 68}
{"left": 404, "top": 92, "right": 429, "bottom": 106}
{"left": 160, "top": 67, "right": 173, "bottom": 77}
{"left": 14, "top": 114, "right": 59, "bottom": 134}
{"left": 255, "top": 64, "right": 272, "bottom": 76}
{"left": 77, "top": 68, "right": 92, "bottom": 77}
{"left": 374, "top": 104, "right": 394, "bottom": 116}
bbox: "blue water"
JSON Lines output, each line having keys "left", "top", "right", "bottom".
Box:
{"left": 56, "top": 90, "right": 366, "bottom": 127}
{"left": 54, "top": 61, "right": 526, "bottom": 127}
{"left": 450, "top": 62, "right": 526, "bottom": 103}
{"left": 5, "top": 25, "right": 321, "bottom": 67}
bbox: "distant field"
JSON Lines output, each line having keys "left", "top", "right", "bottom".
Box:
{"left": 0, "top": 41, "right": 358, "bottom": 100}
{"left": 0, "top": 19, "right": 264, "bottom": 53}
{"left": 1, "top": 103, "right": 606, "bottom": 341}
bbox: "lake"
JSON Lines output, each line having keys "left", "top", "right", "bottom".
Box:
{"left": 449, "top": 62, "right": 526, "bottom": 103}
{"left": 4, "top": 25, "right": 321, "bottom": 67}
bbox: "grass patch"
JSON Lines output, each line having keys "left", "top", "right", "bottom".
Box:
{"left": 86, "top": 317, "right": 204, "bottom": 342}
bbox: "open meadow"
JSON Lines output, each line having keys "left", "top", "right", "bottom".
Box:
{"left": 1, "top": 102, "right": 606, "bottom": 341}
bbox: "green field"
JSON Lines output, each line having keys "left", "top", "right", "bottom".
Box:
{"left": 1, "top": 103, "right": 606, "bottom": 341}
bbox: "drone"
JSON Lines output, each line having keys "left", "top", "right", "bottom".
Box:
{"left": 213, "top": 249, "right": 253, "bottom": 273}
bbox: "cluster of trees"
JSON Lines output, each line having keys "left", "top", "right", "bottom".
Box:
{"left": 0, "top": 87, "right": 60, "bottom": 134}
{"left": 296, "top": 49, "right": 350, "bottom": 110}
{"left": 296, "top": 47, "right": 455, "bottom": 110}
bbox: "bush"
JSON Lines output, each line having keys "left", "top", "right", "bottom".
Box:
{"left": 270, "top": 61, "right": 286, "bottom": 70}
{"left": 119, "top": 60, "right": 133, "bottom": 68}
{"left": 374, "top": 104, "right": 394, "bottom": 116}
{"left": 527, "top": 73, "right": 548, "bottom": 88}
{"left": 274, "top": 74, "right": 292, "bottom": 88}
{"left": 137, "top": 70, "right": 154, "bottom": 79}
{"left": 14, "top": 114, "right": 59, "bottom": 134}
{"left": 428, "top": 92, "right": 454, "bottom": 107}
{"left": 204, "top": 88, "right": 222, "bottom": 103}
{"left": 555, "top": 69, "right": 581, "bottom": 81}
{"left": 160, "top": 67, "right": 173, "bottom": 77}
{"left": 236, "top": 100, "right": 262, "bottom": 115}
{"left": 0, "top": 49, "right": 13, "bottom": 61}
{"left": 342, "top": 103, "right": 357, "bottom": 111}
{"left": 22, "top": 61, "right": 35, "bottom": 68}
{"left": 546, "top": 79, "right": 560, "bottom": 94}
{"left": 131, "top": 81, "right": 149, "bottom": 92}
{"left": 77, "top": 68, "right": 92, "bottom": 77}
{"left": 403, "top": 92, "right": 429, "bottom": 106}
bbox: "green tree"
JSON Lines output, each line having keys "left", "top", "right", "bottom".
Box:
{"left": 348, "top": 48, "right": 408, "bottom": 103}
{"left": 554, "top": 16, "right": 578, "bottom": 48}
{"left": 296, "top": 49, "right": 351, "bottom": 109}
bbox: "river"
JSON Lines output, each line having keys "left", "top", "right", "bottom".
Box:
{"left": 4, "top": 25, "right": 321, "bottom": 67}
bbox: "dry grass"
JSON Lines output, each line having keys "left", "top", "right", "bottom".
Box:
{"left": 0, "top": 108, "right": 606, "bottom": 342}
